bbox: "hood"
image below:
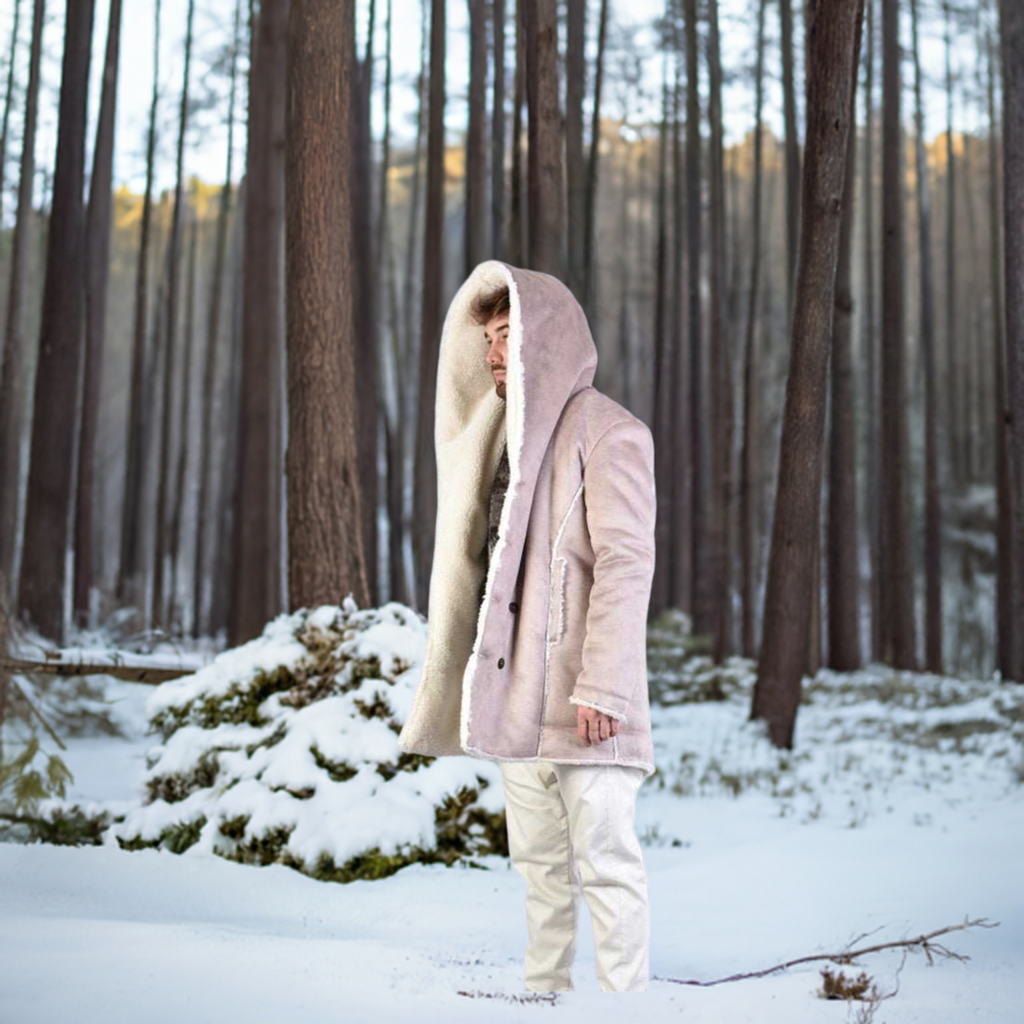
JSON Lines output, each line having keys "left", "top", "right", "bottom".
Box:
{"left": 435, "top": 260, "right": 598, "bottom": 518}
{"left": 403, "top": 261, "right": 597, "bottom": 755}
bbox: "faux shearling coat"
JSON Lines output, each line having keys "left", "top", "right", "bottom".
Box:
{"left": 398, "top": 261, "right": 657, "bottom": 776}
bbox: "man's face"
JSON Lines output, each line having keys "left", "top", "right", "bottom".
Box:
{"left": 484, "top": 311, "right": 510, "bottom": 401}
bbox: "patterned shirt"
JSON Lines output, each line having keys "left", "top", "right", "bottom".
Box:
{"left": 478, "top": 438, "right": 510, "bottom": 609}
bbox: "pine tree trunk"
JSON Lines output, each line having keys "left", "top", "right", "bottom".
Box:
{"left": 583, "top": 0, "right": 608, "bottom": 319}
{"left": 671, "top": 7, "right": 691, "bottom": 616}
{"left": 708, "top": 0, "right": 732, "bottom": 661}
{"left": 740, "top": 0, "right": 766, "bottom": 659}
{"left": 168, "top": 209, "right": 199, "bottom": 626}
{"left": 413, "top": 0, "right": 446, "bottom": 613}
{"left": 285, "top": 0, "right": 369, "bottom": 611}
{"left": 566, "top": 0, "right": 586, "bottom": 301}
{"left": 526, "top": 0, "right": 563, "bottom": 277}
{"left": 17, "top": 0, "right": 96, "bottom": 642}
{"left": 210, "top": 177, "right": 247, "bottom": 640}
{"left": 353, "top": 7, "right": 379, "bottom": 610}
{"left": 403, "top": 0, "right": 428, "bottom": 359}
{"left": 193, "top": 0, "right": 241, "bottom": 637}
{"left": 466, "top": 0, "right": 487, "bottom": 275}
{"left": 988, "top": 26, "right": 1013, "bottom": 680}
{"left": 73, "top": 0, "right": 122, "bottom": 629}
{"left": 945, "top": 6, "right": 961, "bottom": 493}
{"left": 491, "top": 0, "right": 505, "bottom": 259}
{"left": 879, "top": 0, "right": 915, "bottom": 669}
{"left": 651, "top": 44, "right": 671, "bottom": 618}
{"left": 911, "top": 0, "right": 941, "bottom": 673}
{"left": 684, "top": 0, "right": 711, "bottom": 642}
{"left": 230, "top": 0, "right": 287, "bottom": 644}
{"left": 862, "top": 0, "right": 881, "bottom": 662}
{"left": 117, "top": 0, "right": 161, "bottom": 612}
{"left": 780, "top": 0, "right": 801, "bottom": 316}
{"left": 0, "top": 0, "right": 22, "bottom": 227}
{"left": 376, "top": 0, "right": 406, "bottom": 607}
{"left": 509, "top": 0, "right": 526, "bottom": 268}
{"left": 0, "top": 0, "right": 43, "bottom": 601}
{"left": 828, "top": 27, "right": 862, "bottom": 673}
{"left": 151, "top": 0, "right": 195, "bottom": 631}
{"left": 1000, "top": 0, "right": 1024, "bottom": 685}
{"left": 751, "top": 0, "right": 865, "bottom": 749}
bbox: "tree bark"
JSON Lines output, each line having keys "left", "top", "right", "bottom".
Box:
{"left": 566, "top": 0, "right": 586, "bottom": 300}
{"left": 285, "top": 0, "right": 369, "bottom": 611}
{"left": 879, "top": 0, "right": 915, "bottom": 669}
{"left": 988, "top": 26, "right": 1013, "bottom": 680}
{"left": 651, "top": 42, "right": 671, "bottom": 618}
{"left": 194, "top": 0, "right": 242, "bottom": 637}
{"left": 210, "top": 177, "right": 247, "bottom": 640}
{"left": 671, "top": 4, "right": 691, "bottom": 617}
{"left": 0, "top": 0, "right": 21, "bottom": 226}
{"left": 413, "top": 0, "right": 445, "bottom": 613}
{"left": 73, "top": 0, "right": 122, "bottom": 629}
{"left": 151, "top": 0, "right": 195, "bottom": 631}
{"left": 862, "top": 0, "right": 881, "bottom": 662}
{"left": 708, "top": 0, "right": 732, "bottom": 661}
{"left": 740, "top": 0, "right": 767, "bottom": 659}
{"left": 911, "top": 0, "right": 941, "bottom": 673}
{"left": 945, "top": 4, "right": 963, "bottom": 493}
{"left": 230, "top": 0, "right": 287, "bottom": 644}
{"left": 491, "top": 0, "right": 505, "bottom": 259}
{"left": 751, "top": 0, "right": 865, "bottom": 749}
{"left": 0, "top": 0, "right": 43, "bottom": 601}
{"left": 376, "top": 0, "right": 407, "bottom": 608}
{"left": 353, "top": 0, "right": 379, "bottom": 610}
{"left": 780, "top": 0, "right": 801, "bottom": 316}
{"left": 827, "top": 23, "right": 862, "bottom": 673}
{"left": 465, "top": 0, "right": 487, "bottom": 275}
{"left": 525, "top": 0, "right": 563, "bottom": 277}
{"left": 117, "top": 0, "right": 161, "bottom": 612}
{"left": 16, "top": 0, "right": 96, "bottom": 642}
{"left": 508, "top": 0, "right": 525, "bottom": 267}
{"left": 168, "top": 208, "right": 199, "bottom": 626}
{"left": 1000, "top": 0, "right": 1024, "bottom": 685}
{"left": 583, "top": 0, "right": 609, "bottom": 318}
{"left": 684, "top": 0, "right": 711, "bottom": 641}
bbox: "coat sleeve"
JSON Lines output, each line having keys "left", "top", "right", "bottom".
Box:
{"left": 568, "top": 417, "right": 657, "bottom": 724}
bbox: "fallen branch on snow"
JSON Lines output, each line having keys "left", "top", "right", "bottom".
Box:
{"left": 0, "top": 656, "right": 192, "bottom": 685}
{"left": 655, "top": 917, "right": 998, "bottom": 987}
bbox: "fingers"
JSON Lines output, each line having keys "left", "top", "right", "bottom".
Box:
{"left": 575, "top": 707, "right": 620, "bottom": 746}
{"left": 577, "top": 708, "right": 589, "bottom": 745}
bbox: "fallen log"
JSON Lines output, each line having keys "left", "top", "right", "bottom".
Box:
{"left": 0, "top": 657, "right": 193, "bottom": 685}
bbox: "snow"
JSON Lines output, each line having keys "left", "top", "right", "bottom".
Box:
{"left": 2, "top": 609, "right": 1023, "bottom": 1021}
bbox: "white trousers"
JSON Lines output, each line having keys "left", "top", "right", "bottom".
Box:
{"left": 500, "top": 760, "right": 650, "bottom": 992}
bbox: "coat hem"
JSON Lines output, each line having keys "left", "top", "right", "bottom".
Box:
{"left": 463, "top": 743, "right": 655, "bottom": 778}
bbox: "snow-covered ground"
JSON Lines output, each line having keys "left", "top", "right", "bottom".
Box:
{"left": 2, "top": 614, "right": 1023, "bottom": 1022}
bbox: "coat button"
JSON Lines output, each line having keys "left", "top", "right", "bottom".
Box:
{"left": 497, "top": 657, "right": 505, "bottom": 668}
{"left": 509, "top": 601, "right": 518, "bottom": 613}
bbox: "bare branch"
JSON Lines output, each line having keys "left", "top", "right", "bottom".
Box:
{"left": 655, "top": 917, "right": 998, "bottom": 987}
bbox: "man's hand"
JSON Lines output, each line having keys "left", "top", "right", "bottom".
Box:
{"left": 576, "top": 705, "right": 621, "bottom": 746}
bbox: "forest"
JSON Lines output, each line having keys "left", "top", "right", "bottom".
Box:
{"left": 0, "top": 0, "right": 1020, "bottom": 749}
{"left": 0, "top": 0, "right": 1022, "bottom": 1017}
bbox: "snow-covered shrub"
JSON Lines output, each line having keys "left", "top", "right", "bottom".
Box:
{"left": 110, "top": 598, "right": 506, "bottom": 882}
{"left": 647, "top": 609, "right": 757, "bottom": 705}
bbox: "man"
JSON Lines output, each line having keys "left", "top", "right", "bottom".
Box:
{"left": 398, "top": 262, "right": 657, "bottom": 992}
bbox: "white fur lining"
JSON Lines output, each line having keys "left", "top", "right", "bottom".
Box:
{"left": 568, "top": 695, "right": 630, "bottom": 724}
{"left": 459, "top": 266, "right": 525, "bottom": 752}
